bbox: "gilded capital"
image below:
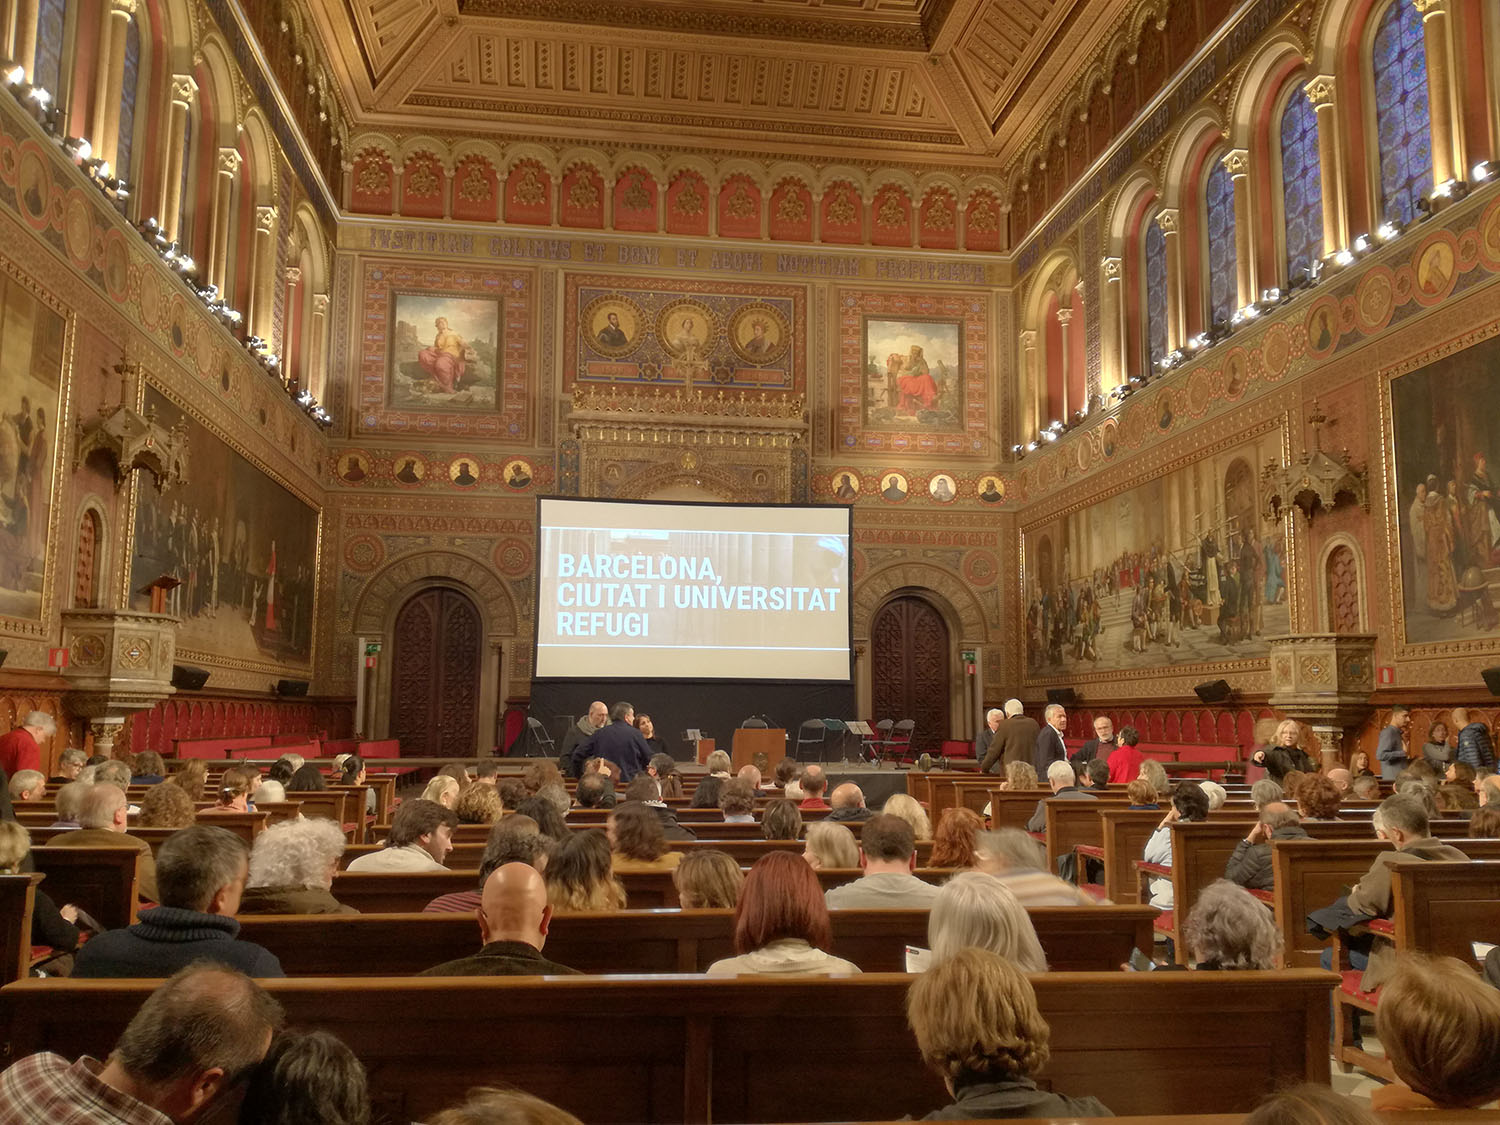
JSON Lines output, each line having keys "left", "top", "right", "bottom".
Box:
{"left": 170, "top": 75, "right": 197, "bottom": 105}
{"left": 1222, "top": 148, "right": 1250, "bottom": 177}
{"left": 109, "top": 0, "right": 137, "bottom": 15}
{"left": 284, "top": 266, "right": 302, "bottom": 285}
{"left": 1304, "top": 75, "right": 1336, "bottom": 108}
{"left": 1019, "top": 329, "right": 1039, "bottom": 349}
{"left": 1102, "top": 256, "right": 1123, "bottom": 281}
{"left": 217, "top": 148, "right": 241, "bottom": 176}
{"left": 254, "top": 205, "right": 278, "bottom": 234}
{"left": 1055, "top": 306, "right": 1074, "bottom": 325}
{"left": 1156, "top": 208, "right": 1179, "bottom": 234}
{"left": 1412, "top": 0, "right": 1447, "bottom": 13}
{"left": 312, "top": 293, "right": 330, "bottom": 314}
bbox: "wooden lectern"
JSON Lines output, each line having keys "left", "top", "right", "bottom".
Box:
{"left": 138, "top": 575, "right": 180, "bottom": 615}
{"left": 730, "top": 728, "right": 786, "bottom": 773}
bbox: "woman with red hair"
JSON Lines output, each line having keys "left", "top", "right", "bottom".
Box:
{"left": 706, "top": 852, "right": 861, "bottom": 976}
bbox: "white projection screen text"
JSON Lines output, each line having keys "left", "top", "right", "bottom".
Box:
{"left": 534, "top": 498, "right": 852, "bottom": 681}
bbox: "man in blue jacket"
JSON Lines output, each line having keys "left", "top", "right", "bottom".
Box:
{"left": 573, "top": 701, "right": 653, "bottom": 781}
{"left": 1453, "top": 707, "right": 1496, "bottom": 770}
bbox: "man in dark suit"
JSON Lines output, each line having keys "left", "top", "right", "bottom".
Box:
{"left": 624, "top": 775, "right": 696, "bottom": 840}
{"left": 981, "top": 699, "right": 1040, "bottom": 774}
{"left": 577, "top": 702, "right": 654, "bottom": 781}
{"left": 1071, "top": 715, "right": 1116, "bottom": 771}
{"left": 420, "top": 863, "right": 580, "bottom": 976}
{"left": 974, "top": 708, "right": 1003, "bottom": 767}
{"left": 1033, "top": 703, "right": 1068, "bottom": 774}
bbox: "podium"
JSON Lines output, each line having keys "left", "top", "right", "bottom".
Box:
{"left": 730, "top": 728, "right": 786, "bottom": 772}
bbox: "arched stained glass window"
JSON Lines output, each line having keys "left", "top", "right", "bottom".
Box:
{"left": 1372, "top": 0, "right": 1433, "bottom": 224}
{"left": 1205, "top": 161, "right": 1237, "bottom": 327}
{"left": 1145, "top": 219, "right": 1168, "bottom": 367}
{"left": 1280, "top": 88, "right": 1324, "bottom": 280}
{"left": 33, "top": 0, "right": 66, "bottom": 98}
{"left": 115, "top": 15, "right": 140, "bottom": 204}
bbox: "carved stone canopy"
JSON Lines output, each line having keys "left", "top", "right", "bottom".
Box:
{"left": 75, "top": 364, "right": 189, "bottom": 491}
{"left": 1261, "top": 401, "right": 1367, "bottom": 522}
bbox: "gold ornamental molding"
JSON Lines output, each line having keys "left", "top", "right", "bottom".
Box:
{"left": 569, "top": 384, "right": 806, "bottom": 421}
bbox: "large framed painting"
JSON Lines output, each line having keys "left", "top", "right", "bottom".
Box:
{"left": 1022, "top": 428, "right": 1289, "bottom": 678}
{"left": 1388, "top": 332, "right": 1500, "bottom": 646}
{"left": 0, "top": 269, "right": 67, "bottom": 624}
{"left": 388, "top": 293, "right": 501, "bottom": 411}
{"left": 862, "top": 317, "right": 963, "bottom": 431}
{"left": 129, "top": 388, "right": 320, "bottom": 668}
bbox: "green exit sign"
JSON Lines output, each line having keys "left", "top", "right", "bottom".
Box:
{"left": 364, "top": 642, "right": 382, "bottom": 656}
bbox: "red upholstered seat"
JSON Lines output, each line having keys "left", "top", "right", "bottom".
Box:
{"left": 1152, "top": 909, "right": 1174, "bottom": 935}
{"left": 1339, "top": 970, "right": 1381, "bottom": 1007}
{"left": 1366, "top": 918, "right": 1395, "bottom": 937}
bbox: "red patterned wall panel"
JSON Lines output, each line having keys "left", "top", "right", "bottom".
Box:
{"left": 452, "top": 156, "right": 500, "bottom": 223}
{"left": 716, "top": 174, "right": 761, "bottom": 239}
{"left": 612, "top": 168, "right": 659, "bottom": 232}
{"left": 665, "top": 170, "right": 711, "bottom": 237}
{"left": 918, "top": 189, "right": 959, "bottom": 250}
{"left": 350, "top": 148, "right": 395, "bottom": 215}
{"left": 768, "top": 179, "right": 813, "bottom": 242}
{"left": 400, "top": 153, "right": 446, "bottom": 219}
{"left": 964, "top": 191, "right": 1002, "bottom": 252}
{"left": 820, "top": 181, "right": 863, "bottom": 244}
{"left": 871, "top": 184, "right": 913, "bottom": 247}
{"left": 559, "top": 165, "right": 606, "bottom": 228}
{"left": 504, "top": 160, "right": 553, "bottom": 226}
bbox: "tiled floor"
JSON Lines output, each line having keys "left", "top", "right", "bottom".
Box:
{"left": 1330, "top": 1028, "right": 1387, "bottom": 1102}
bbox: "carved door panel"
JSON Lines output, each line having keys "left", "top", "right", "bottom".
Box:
{"left": 1326, "top": 545, "right": 1362, "bottom": 633}
{"left": 870, "top": 596, "right": 951, "bottom": 752}
{"left": 390, "top": 588, "right": 482, "bottom": 757}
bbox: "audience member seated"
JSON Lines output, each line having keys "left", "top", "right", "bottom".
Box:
{"left": 1469, "top": 805, "right": 1500, "bottom": 837}
{"left": 736, "top": 764, "right": 765, "bottom": 795}
{"left": 256, "top": 780, "right": 289, "bottom": 807}
{"left": 825, "top": 814, "right": 940, "bottom": 909}
{"left": 575, "top": 772, "right": 615, "bottom": 810}
{"left": 47, "top": 746, "right": 86, "bottom": 786}
{"left": 828, "top": 783, "right": 873, "bottom": 823}
{"left": 1173, "top": 880, "right": 1282, "bottom": 969}
{"left": 7, "top": 768, "right": 44, "bottom": 802}
{"left": 439, "top": 763, "right": 473, "bottom": 788}
{"left": 1242, "top": 1084, "right": 1378, "bottom": 1124}
{"left": 673, "top": 849, "right": 743, "bottom": 909}
{"left": 761, "top": 799, "right": 803, "bottom": 841}
{"left": 536, "top": 782, "right": 573, "bottom": 823}
{"left": 346, "top": 800, "right": 456, "bottom": 873}
{"left": 1139, "top": 757, "right": 1170, "bottom": 800}
{"left": 50, "top": 782, "right": 159, "bottom": 901}
{"left": 421, "top": 864, "right": 580, "bottom": 977}
{"left": 1224, "top": 802, "right": 1308, "bottom": 891}
{"left": 514, "top": 796, "right": 570, "bottom": 843}
{"left": 707, "top": 852, "right": 859, "bottom": 976}
{"left": 798, "top": 764, "right": 831, "bottom": 811}
{"left": 95, "top": 760, "right": 134, "bottom": 797}
{"left": 1454, "top": 707, "right": 1496, "bottom": 770}
{"left": 1198, "top": 780, "right": 1226, "bottom": 809}
{"left": 905, "top": 947, "right": 1110, "bottom": 1120}
{"left": 0, "top": 965, "right": 283, "bottom": 1123}
{"left": 1351, "top": 774, "right": 1381, "bottom": 800}
{"left": 1249, "top": 778, "right": 1282, "bottom": 811}
{"left": 802, "top": 821, "right": 859, "bottom": 870}
{"left": 204, "top": 769, "right": 252, "bottom": 815}
{"left": 1295, "top": 774, "right": 1343, "bottom": 820}
{"left": 426, "top": 815, "right": 552, "bottom": 913}
{"left": 1349, "top": 751, "right": 1374, "bottom": 777}
{"left": 0, "top": 820, "right": 80, "bottom": 960}
{"left": 718, "top": 778, "right": 757, "bottom": 823}
{"left": 545, "top": 829, "right": 625, "bottom": 913}
{"left": 1000, "top": 760, "right": 1038, "bottom": 791}
{"left": 74, "top": 825, "right": 283, "bottom": 977}
{"left": 238, "top": 1029, "right": 370, "bottom": 1125}
{"left": 1143, "top": 780, "right": 1211, "bottom": 909}
{"left": 129, "top": 751, "right": 167, "bottom": 786}
{"left": 171, "top": 759, "right": 208, "bottom": 802}
{"left": 773, "top": 757, "right": 803, "bottom": 798}
{"left": 266, "top": 758, "right": 295, "bottom": 787}
{"left": 929, "top": 807, "right": 983, "bottom": 868}
{"left": 623, "top": 775, "right": 696, "bottom": 839}
{"left": 1106, "top": 724, "right": 1145, "bottom": 783}
{"left": 688, "top": 776, "right": 723, "bottom": 809}
{"left": 1369, "top": 953, "right": 1500, "bottom": 1112}
{"left": 882, "top": 793, "right": 933, "bottom": 839}
{"left": 1317, "top": 794, "right": 1469, "bottom": 988}
{"left": 607, "top": 801, "right": 683, "bottom": 871}
{"left": 455, "top": 782, "right": 503, "bottom": 826}
{"left": 928, "top": 872, "right": 1047, "bottom": 971}
{"left": 704, "top": 749, "right": 733, "bottom": 779}
{"left": 971, "top": 828, "right": 1095, "bottom": 906}
{"left": 1024, "top": 761, "right": 1096, "bottom": 833}
{"left": 646, "top": 752, "right": 683, "bottom": 799}
{"left": 240, "top": 818, "right": 355, "bottom": 915}
{"left": 1079, "top": 758, "right": 1111, "bottom": 792}
{"left": 428, "top": 1087, "right": 582, "bottom": 1125}
{"left": 1436, "top": 781, "right": 1478, "bottom": 813}
{"left": 1125, "top": 778, "right": 1159, "bottom": 810}
{"left": 1326, "top": 767, "right": 1353, "bottom": 794}
{"left": 47, "top": 780, "right": 90, "bottom": 830}
{"left": 421, "top": 775, "right": 460, "bottom": 810}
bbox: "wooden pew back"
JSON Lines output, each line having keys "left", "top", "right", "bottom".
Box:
{"left": 0, "top": 971, "right": 1335, "bottom": 1123}
{"left": 30, "top": 847, "right": 140, "bottom": 929}
{"left": 1391, "top": 860, "right": 1500, "bottom": 968}
{"left": 0, "top": 874, "right": 41, "bottom": 984}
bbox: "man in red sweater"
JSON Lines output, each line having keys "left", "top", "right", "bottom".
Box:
{"left": 0, "top": 711, "right": 54, "bottom": 777}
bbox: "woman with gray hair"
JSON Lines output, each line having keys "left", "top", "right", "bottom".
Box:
{"left": 1182, "top": 879, "right": 1282, "bottom": 969}
{"left": 1138, "top": 758, "right": 1170, "bottom": 799}
{"left": 927, "top": 871, "right": 1048, "bottom": 972}
{"left": 421, "top": 775, "right": 461, "bottom": 810}
{"left": 240, "top": 817, "right": 357, "bottom": 914}
{"left": 971, "top": 828, "right": 1098, "bottom": 906}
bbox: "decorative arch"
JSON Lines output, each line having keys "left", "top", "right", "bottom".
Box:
{"left": 1228, "top": 32, "right": 1311, "bottom": 147}
{"left": 1317, "top": 533, "right": 1368, "bottom": 632}
{"left": 71, "top": 497, "right": 109, "bottom": 609}
{"left": 353, "top": 550, "right": 518, "bottom": 637}
{"left": 853, "top": 561, "right": 988, "bottom": 642}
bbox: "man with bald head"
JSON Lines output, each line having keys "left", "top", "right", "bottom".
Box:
{"left": 419, "top": 863, "right": 581, "bottom": 975}
{"left": 798, "top": 764, "right": 830, "bottom": 811}
{"left": 827, "top": 782, "right": 873, "bottom": 823}
{"left": 1326, "top": 767, "right": 1352, "bottom": 794}
{"left": 558, "top": 700, "right": 609, "bottom": 778}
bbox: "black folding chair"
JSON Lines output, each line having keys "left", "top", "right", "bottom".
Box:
{"left": 740, "top": 717, "right": 768, "bottom": 729}
{"left": 878, "top": 719, "right": 916, "bottom": 766}
{"left": 793, "top": 719, "right": 828, "bottom": 761}
{"left": 862, "top": 719, "right": 893, "bottom": 762}
{"left": 520, "top": 716, "right": 555, "bottom": 758}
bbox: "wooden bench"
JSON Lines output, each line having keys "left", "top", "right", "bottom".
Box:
{"left": 234, "top": 904, "right": 1157, "bottom": 976}
{"left": 30, "top": 847, "right": 140, "bottom": 929}
{"left": 0, "top": 874, "right": 42, "bottom": 984}
{"left": 0, "top": 970, "right": 1336, "bottom": 1122}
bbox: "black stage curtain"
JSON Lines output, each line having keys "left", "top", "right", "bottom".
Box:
{"left": 522, "top": 679, "right": 856, "bottom": 760}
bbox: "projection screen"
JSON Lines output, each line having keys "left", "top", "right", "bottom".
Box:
{"left": 534, "top": 497, "right": 852, "bottom": 681}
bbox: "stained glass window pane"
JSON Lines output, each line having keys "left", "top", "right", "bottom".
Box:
{"left": 1372, "top": 0, "right": 1433, "bottom": 225}
{"left": 1205, "top": 161, "right": 1237, "bottom": 327}
{"left": 1281, "top": 88, "right": 1324, "bottom": 280}
{"left": 115, "top": 15, "right": 140, "bottom": 207}
{"left": 1145, "top": 219, "right": 1168, "bottom": 367}
{"left": 34, "top": 0, "right": 66, "bottom": 98}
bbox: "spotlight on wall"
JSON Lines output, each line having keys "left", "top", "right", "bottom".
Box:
{"left": 1351, "top": 233, "right": 1372, "bottom": 255}
{"left": 3, "top": 64, "right": 24, "bottom": 87}
{"left": 1332, "top": 249, "right": 1355, "bottom": 268}
{"left": 1375, "top": 220, "right": 1404, "bottom": 243}
{"left": 1473, "top": 161, "right": 1496, "bottom": 184}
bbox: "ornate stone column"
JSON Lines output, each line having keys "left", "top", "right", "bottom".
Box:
{"left": 1100, "top": 257, "right": 1124, "bottom": 389}
{"left": 1157, "top": 208, "right": 1185, "bottom": 351}
{"left": 1018, "top": 329, "right": 1040, "bottom": 440}
{"left": 208, "top": 148, "right": 239, "bottom": 295}
{"left": 159, "top": 76, "right": 195, "bottom": 240}
{"left": 1224, "top": 148, "right": 1255, "bottom": 308}
{"left": 90, "top": 0, "right": 136, "bottom": 171}
{"left": 1305, "top": 76, "right": 1346, "bottom": 256}
{"left": 248, "top": 205, "right": 277, "bottom": 341}
{"left": 60, "top": 609, "right": 177, "bottom": 759}
{"left": 283, "top": 266, "right": 302, "bottom": 381}
{"left": 1414, "top": 0, "right": 1459, "bottom": 184}
{"left": 308, "top": 292, "right": 329, "bottom": 398}
{"left": 1266, "top": 633, "right": 1377, "bottom": 769}
{"left": 10, "top": 0, "right": 39, "bottom": 83}
{"left": 1055, "top": 305, "right": 1074, "bottom": 419}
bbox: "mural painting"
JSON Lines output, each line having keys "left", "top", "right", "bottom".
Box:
{"left": 130, "top": 388, "right": 320, "bottom": 666}
{"left": 862, "top": 317, "right": 963, "bottom": 432}
{"left": 565, "top": 275, "right": 803, "bottom": 393}
{"left": 0, "top": 273, "right": 64, "bottom": 621}
{"left": 1390, "top": 333, "right": 1500, "bottom": 644}
{"left": 1023, "top": 431, "right": 1289, "bottom": 675}
{"left": 388, "top": 293, "right": 501, "bottom": 411}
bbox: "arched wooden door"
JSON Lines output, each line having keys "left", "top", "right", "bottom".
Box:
{"left": 389, "top": 587, "right": 482, "bottom": 757}
{"left": 870, "top": 595, "right": 950, "bottom": 752}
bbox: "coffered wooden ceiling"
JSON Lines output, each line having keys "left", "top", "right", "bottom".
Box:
{"left": 300, "top": 0, "right": 1134, "bottom": 165}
